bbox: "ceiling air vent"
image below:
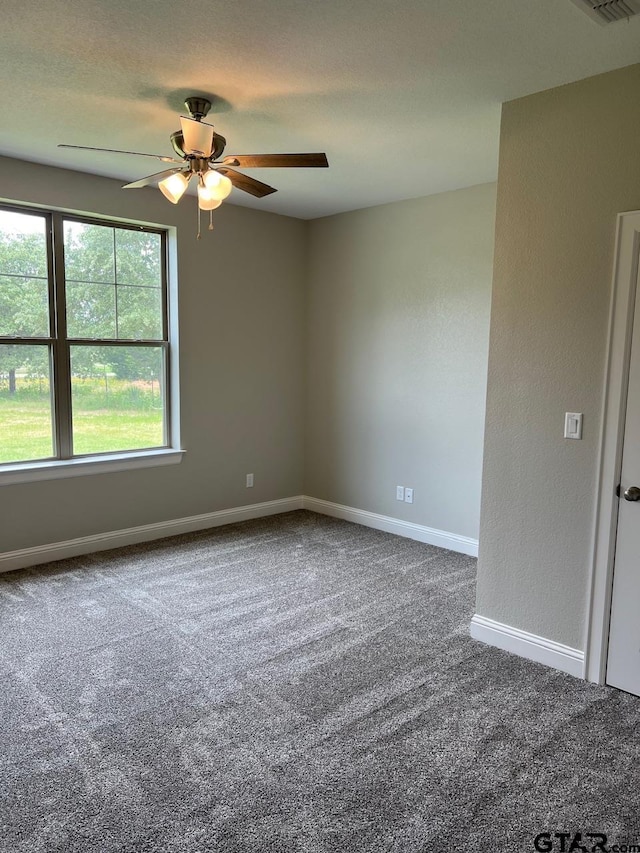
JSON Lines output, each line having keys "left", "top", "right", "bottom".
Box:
{"left": 568, "top": 0, "right": 640, "bottom": 23}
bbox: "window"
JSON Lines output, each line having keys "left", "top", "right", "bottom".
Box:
{"left": 0, "top": 205, "right": 179, "bottom": 479}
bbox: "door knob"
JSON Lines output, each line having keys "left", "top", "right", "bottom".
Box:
{"left": 623, "top": 486, "right": 640, "bottom": 502}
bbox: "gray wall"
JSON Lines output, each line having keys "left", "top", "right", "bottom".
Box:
{"left": 1, "top": 164, "right": 497, "bottom": 556}
{"left": 476, "top": 63, "right": 640, "bottom": 650}
{"left": 0, "top": 157, "right": 307, "bottom": 551}
{"left": 305, "top": 184, "right": 496, "bottom": 539}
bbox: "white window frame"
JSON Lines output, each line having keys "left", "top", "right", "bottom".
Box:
{"left": 0, "top": 204, "right": 183, "bottom": 485}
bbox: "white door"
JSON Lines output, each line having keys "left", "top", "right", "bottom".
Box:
{"left": 607, "top": 259, "right": 640, "bottom": 696}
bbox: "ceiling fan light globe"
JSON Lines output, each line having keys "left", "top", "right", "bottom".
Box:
{"left": 203, "top": 170, "right": 223, "bottom": 190}
{"left": 159, "top": 172, "right": 189, "bottom": 204}
{"left": 203, "top": 172, "right": 233, "bottom": 200}
{"left": 197, "top": 183, "right": 223, "bottom": 211}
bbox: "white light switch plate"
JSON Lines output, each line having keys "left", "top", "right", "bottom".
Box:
{"left": 405, "top": 488, "right": 414, "bottom": 504}
{"left": 564, "top": 412, "right": 583, "bottom": 440}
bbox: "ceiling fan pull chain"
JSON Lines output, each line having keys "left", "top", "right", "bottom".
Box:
{"left": 196, "top": 203, "right": 201, "bottom": 240}
{"left": 208, "top": 210, "right": 214, "bottom": 231}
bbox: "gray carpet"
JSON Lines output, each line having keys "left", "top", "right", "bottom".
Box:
{"left": 1, "top": 510, "right": 639, "bottom": 853}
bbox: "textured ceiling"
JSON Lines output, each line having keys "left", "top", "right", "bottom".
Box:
{"left": 1, "top": 0, "right": 640, "bottom": 219}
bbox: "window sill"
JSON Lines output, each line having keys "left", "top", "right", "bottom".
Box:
{"left": 0, "top": 449, "right": 185, "bottom": 486}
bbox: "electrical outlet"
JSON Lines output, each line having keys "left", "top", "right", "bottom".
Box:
{"left": 405, "top": 488, "right": 414, "bottom": 504}
{"left": 246, "top": 473, "right": 254, "bottom": 488}
{"left": 396, "top": 485, "right": 404, "bottom": 501}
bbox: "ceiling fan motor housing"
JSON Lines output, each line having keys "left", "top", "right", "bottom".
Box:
{"left": 170, "top": 130, "right": 226, "bottom": 161}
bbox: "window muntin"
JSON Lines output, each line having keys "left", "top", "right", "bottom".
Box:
{"left": 62, "top": 221, "right": 164, "bottom": 341}
{"left": 0, "top": 207, "right": 169, "bottom": 467}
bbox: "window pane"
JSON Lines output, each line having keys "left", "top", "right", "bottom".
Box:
{"left": 0, "top": 210, "right": 48, "bottom": 278}
{"left": 0, "top": 211, "right": 49, "bottom": 336}
{"left": 70, "top": 345, "right": 165, "bottom": 455}
{"left": 0, "top": 344, "right": 54, "bottom": 463}
{"left": 64, "top": 221, "right": 115, "bottom": 283}
{"left": 117, "top": 285, "right": 163, "bottom": 340}
{"left": 66, "top": 282, "right": 116, "bottom": 339}
{"left": 115, "top": 229, "right": 162, "bottom": 287}
{"left": 0, "top": 276, "right": 49, "bottom": 337}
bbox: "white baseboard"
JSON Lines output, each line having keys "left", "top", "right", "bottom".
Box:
{"left": 1, "top": 493, "right": 478, "bottom": 574}
{"left": 0, "top": 496, "right": 304, "bottom": 574}
{"left": 302, "top": 496, "right": 478, "bottom": 557}
{"left": 470, "top": 614, "right": 584, "bottom": 678}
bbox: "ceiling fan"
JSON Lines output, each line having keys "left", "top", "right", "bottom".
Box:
{"left": 59, "top": 96, "right": 329, "bottom": 234}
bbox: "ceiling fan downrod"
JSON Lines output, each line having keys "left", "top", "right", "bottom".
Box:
{"left": 184, "top": 97, "right": 212, "bottom": 122}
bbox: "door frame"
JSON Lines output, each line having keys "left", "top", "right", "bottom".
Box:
{"left": 586, "top": 210, "right": 640, "bottom": 684}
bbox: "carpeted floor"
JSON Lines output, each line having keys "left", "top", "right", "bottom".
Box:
{"left": 1, "top": 510, "right": 639, "bottom": 853}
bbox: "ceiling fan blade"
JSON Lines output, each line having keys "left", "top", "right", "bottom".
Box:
{"left": 217, "top": 167, "right": 277, "bottom": 198}
{"left": 222, "top": 153, "right": 328, "bottom": 168}
{"left": 58, "top": 144, "right": 180, "bottom": 163}
{"left": 122, "top": 167, "right": 186, "bottom": 189}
